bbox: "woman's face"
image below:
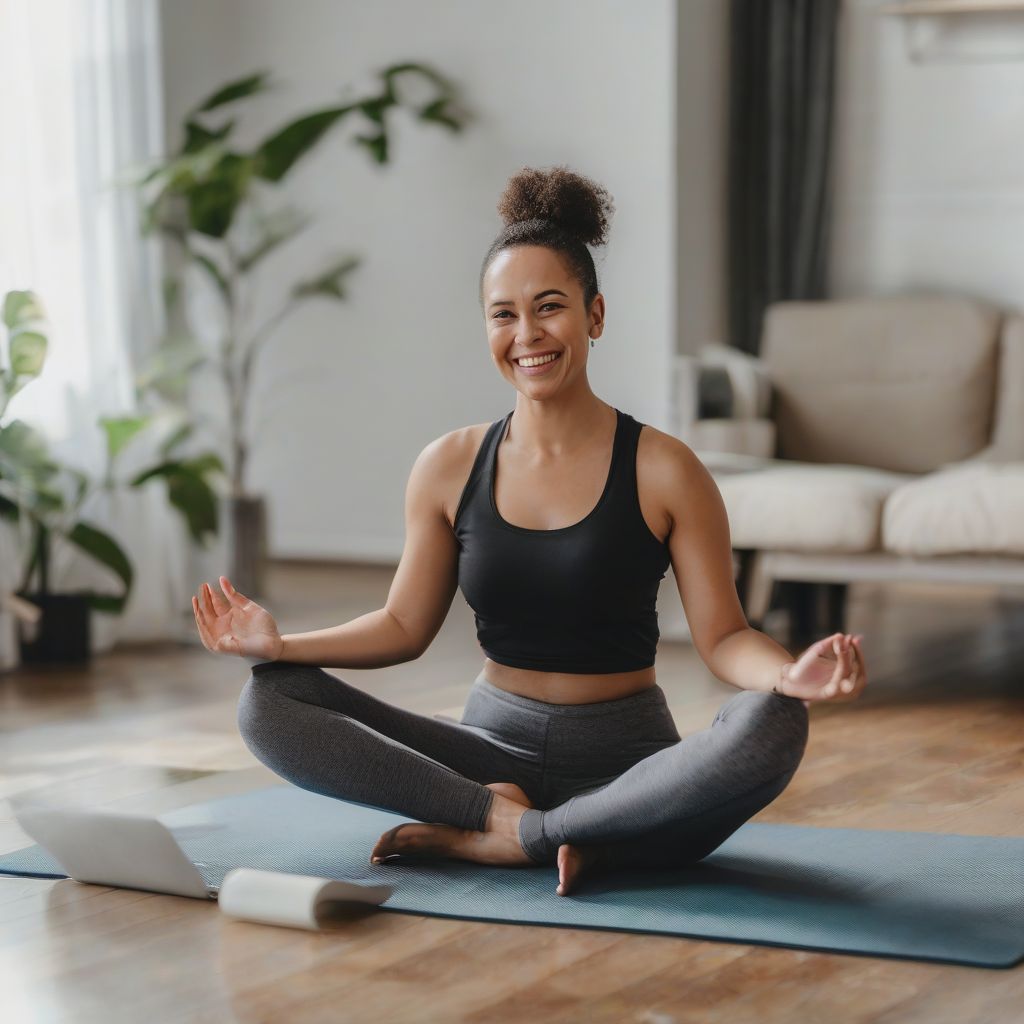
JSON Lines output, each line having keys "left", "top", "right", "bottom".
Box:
{"left": 482, "top": 245, "right": 604, "bottom": 395}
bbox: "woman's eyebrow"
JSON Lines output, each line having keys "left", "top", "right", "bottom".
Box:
{"left": 488, "top": 288, "right": 568, "bottom": 311}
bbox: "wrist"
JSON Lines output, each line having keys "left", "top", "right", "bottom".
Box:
{"left": 772, "top": 660, "right": 795, "bottom": 696}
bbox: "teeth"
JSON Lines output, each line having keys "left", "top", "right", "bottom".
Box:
{"left": 518, "top": 353, "right": 559, "bottom": 367}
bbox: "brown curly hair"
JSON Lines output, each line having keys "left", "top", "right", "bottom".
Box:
{"left": 479, "top": 165, "right": 615, "bottom": 310}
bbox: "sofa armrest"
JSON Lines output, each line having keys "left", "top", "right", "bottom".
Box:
{"left": 672, "top": 353, "right": 777, "bottom": 457}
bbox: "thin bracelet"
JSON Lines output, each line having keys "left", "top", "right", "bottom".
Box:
{"left": 772, "top": 661, "right": 794, "bottom": 696}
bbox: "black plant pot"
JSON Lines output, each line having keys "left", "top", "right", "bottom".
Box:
{"left": 17, "top": 592, "right": 92, "bottom": 664}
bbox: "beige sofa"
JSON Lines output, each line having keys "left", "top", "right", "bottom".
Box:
{"left": 658, "top": 294, "right": 1024, "bottom": 644}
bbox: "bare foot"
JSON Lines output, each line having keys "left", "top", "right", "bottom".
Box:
{"left": 556, "top": 842, "right": 604, "bottom": 897}
{"left": 369, "top": 785, "right": 533, "bottom": 868}
{"left": 483, "top": 782, "right": 533, "bottom": 807}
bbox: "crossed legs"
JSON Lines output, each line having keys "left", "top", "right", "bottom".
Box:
{"left": 517, "top": 689, "right": 810, "bottom": 868}
{"left": 236, "top": 663, "right": 809, "bottom": 886}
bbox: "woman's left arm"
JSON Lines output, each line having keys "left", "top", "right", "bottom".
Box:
{"left": 656, "top": 435, "right": 867, "bottom": 705}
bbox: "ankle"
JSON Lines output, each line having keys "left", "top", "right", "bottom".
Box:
{"left": 485, "top": 792, "right": 527, "bottom": 833}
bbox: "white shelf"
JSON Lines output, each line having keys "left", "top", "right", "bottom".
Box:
{"left": 881, "top": 0, "right": 1024, "bottom": 14}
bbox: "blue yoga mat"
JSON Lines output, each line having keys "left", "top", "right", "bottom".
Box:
{"left": 2, "top": 783, "right": 1022, "bottom": 969}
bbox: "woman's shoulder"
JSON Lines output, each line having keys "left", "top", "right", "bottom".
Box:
{"left": 415, "top": 420, "right": 498, "bottom": 529}
{"left": 634, "top": 419, "right": 715, "bottom": 526}
{"left": 633, "top": 417, "right": 701, "bottom": 470}
{"left": 427, "top": 418, "right": 497, "bottom": 466}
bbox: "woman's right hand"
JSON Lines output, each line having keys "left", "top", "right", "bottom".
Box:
{"left": 192, "top": 575, "right": 284, "bottom": 661}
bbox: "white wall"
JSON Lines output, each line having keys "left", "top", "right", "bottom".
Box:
{"left": 159, "top": 0, "right": 677, "bottom": 561}
{"left": 830, "top": 1, "right": 1024, "bottom": 312}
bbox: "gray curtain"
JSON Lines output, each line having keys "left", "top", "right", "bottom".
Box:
{"left": 726, "top": 0, "right": 841, "bottom": 355}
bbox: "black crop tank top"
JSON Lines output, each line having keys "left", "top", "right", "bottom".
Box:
{"left": 453, "top": 407, "right": 672, "bottom": 674}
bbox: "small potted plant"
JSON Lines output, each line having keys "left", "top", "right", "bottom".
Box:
{"left": 0, "top": 289, "right": 224, "bottom": 665}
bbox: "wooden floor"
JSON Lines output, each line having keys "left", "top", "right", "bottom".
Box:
{"left": 2, "top": 561, "right": 1023, "bottom": 1023}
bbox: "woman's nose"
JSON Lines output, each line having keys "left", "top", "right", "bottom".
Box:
{"left": 516, "top": 312, "right": 543, "bottom": 343}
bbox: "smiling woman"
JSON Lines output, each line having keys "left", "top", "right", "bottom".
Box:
{"left": 212, "top": 164, "right": 859, "bottom": 897}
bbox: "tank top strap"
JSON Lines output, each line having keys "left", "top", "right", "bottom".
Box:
{"left": 453, "top": 411, "right": 512, "bottom": 529}
{"left": 608, "top": 407, "right": 641, "bottom": 491}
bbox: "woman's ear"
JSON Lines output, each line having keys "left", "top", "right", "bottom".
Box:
{"left": 588, "top": 293, "right": 606, "bottom": 339}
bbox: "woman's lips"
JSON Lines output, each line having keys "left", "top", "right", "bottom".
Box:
{"left": 515, "top": 352, "right": 562, "bottom": 375}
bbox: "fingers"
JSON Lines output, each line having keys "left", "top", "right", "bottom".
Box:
{"left": 192, "top": 595, "right": 215, "bottom": 651}
{"left": 204, "top": 581, "right": 230, "bottom": 617}
{"left": 804, "top": 632, "right": 843, "bottom": 664}
{"left": 830, "top": 634, "right": 868, "bottom": 701}
{"left": 193, "top": 578, "right": 236, "bottom": 653}
{"left": 847, "top": 635, "right": 868, "bottom": 698}
{"left": 219, "top": 575, "right": 251, "bottom": 608}
{"left": 823, "top": 634, "right": 849, "bottom": 697}
{"left": 817, "top": 633, "right": 855, "bottom": 700}
{"left": 852, "top": 634, "right": 867, "bottom": 679}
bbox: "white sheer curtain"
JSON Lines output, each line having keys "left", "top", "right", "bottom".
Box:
{"left": 0, "top": 0, "right": 192, "bottom": 653}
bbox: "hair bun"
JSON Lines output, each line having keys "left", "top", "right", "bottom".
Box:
{"left": 496, "top": 165, "right": 614, "bottom": 248}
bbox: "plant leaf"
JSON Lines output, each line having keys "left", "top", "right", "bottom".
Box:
{"left": 0, "top": 420, "right": 58, "bottom": 476}
{"left": 129, "top": 456, "right": 223, "bottom": 543}
{"left": 418, "top": 97, "right": 462, "bottom": 131}
{"left": 9, "top": 331, "right": 47, "bottom": 377}
{"left": 187, "top": 151, "right": 253, "bottom": 238}
{"left": 191, "top": 71, "right": 273, "bottom": 116}
{"left": 67, "top": 520, "right": 133, "bottom": 613}
{"left": 0, "top": 489, "right": 18, "bottom": 522}
{"left": 353, "top": 133, "right": 388, "bottom": 163}
{"left": 3, "top": 291, "right": 45, "bottom": 331}
{"left": 183, "top": 118, "right": 235, "bottom": 155}
{"left": 253, "top": 105, "right": 355, "bottom": 183}
{"left": 358, "top": 96, "right": 391, "bottom": 126}
{"left": 98, "top": 416, "right": 151, "bottom": 460}
{"left": 291, "top": 256, "right": 361, "bottom": 301}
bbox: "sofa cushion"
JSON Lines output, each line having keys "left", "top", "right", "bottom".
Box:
{"left": 713, "top": 463, "right": 914, "bottom": 553}
{"left": 761, "top": 296, "right": 1001, "bottom": 474}
{"left": 882, "top": 462, "right": 1024, "bottom": 556}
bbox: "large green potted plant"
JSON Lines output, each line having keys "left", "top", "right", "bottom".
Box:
{"left": 0, "top": 290, "right": 223, "bottom": 664}
{"left": 130, "top": 63, "right": 469, "bottom": 596}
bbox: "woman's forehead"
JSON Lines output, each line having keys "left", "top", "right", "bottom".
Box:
{"left": 484, "top": 246, "right": 574, "bottom": 294}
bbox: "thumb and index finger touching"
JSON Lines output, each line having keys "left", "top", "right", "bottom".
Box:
{"left": 799, "top": 631, "right": 863, "bottom": 663}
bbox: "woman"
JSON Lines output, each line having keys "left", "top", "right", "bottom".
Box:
{"left": 193, "top": 166, "right": 867, "bottom": 897}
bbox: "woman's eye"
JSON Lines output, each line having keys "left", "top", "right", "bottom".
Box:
{"left": 492, "top": 303, "right": 562, "bottom": 320}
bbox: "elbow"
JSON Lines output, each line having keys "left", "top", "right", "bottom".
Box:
{"left": 384, "top": 607, "right": 429, "bottom": 663}
{"left": 702, "top": 624, "right": 753, "bottom": 673}
{"left": 396, "top": 642, "right": 426, "bottom": 664}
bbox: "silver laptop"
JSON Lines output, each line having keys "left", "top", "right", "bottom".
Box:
{"left": 13, "top": 802, "right": 220, "bottom": 900}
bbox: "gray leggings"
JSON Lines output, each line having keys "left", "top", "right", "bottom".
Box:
{"left": 237, "top": 663, "right": 809, "bottom": 868}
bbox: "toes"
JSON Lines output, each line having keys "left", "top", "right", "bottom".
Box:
{"left": 370, "top": 825, "right": 401, "bottom": 863}
{"left": 556, "top": 843, "right": 594, "bottom": 896}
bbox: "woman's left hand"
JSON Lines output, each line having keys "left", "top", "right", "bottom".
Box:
{"left": 779, "top": 632, "right": 868, "bottom": 705}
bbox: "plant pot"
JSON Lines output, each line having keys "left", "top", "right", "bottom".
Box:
{"left": 17, "top": 591, "right": 92, "bottom": 664}
{"left": 227, "top": 494, "right": 269, "bottom": 599}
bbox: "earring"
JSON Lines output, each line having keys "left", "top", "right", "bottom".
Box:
{"left": 590, "top": 338, "right": 595, "bottom": 348}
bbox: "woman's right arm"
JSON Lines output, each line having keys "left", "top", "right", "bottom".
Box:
{"left": 279, "top": 435, "right": 462, "bottom": 667}
{"left": 195, "top": 434, "right": 463, "bottom": 670}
